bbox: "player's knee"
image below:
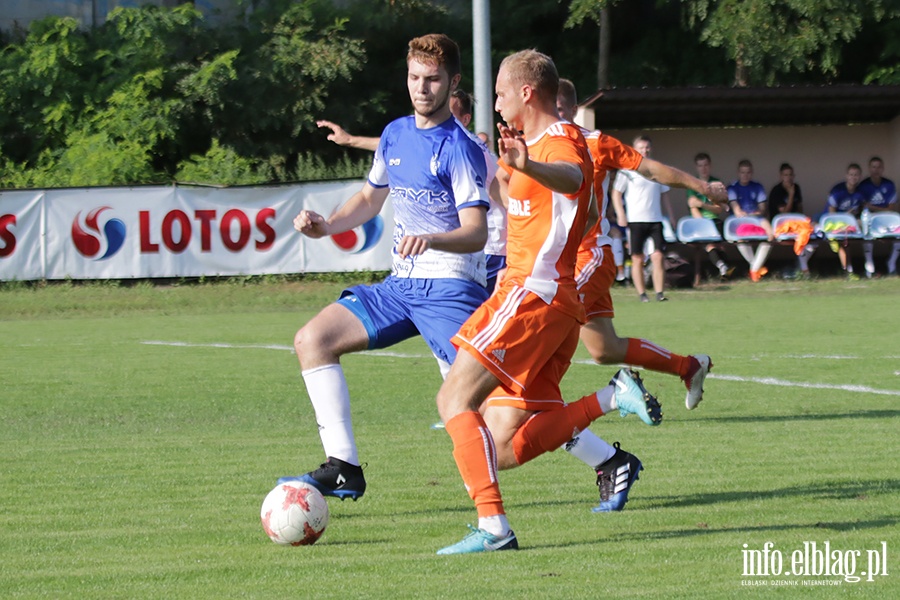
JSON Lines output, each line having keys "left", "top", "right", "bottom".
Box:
{"left": 294, "top": 323, "right": 330, "bottom": 367}
{"left": 435, "top": 386, "right": 457, "bottom": 421}
{"left": 293, "top": 327, "right": 310, "bottom": 365}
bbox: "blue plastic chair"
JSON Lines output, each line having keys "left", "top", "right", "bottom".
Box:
{"left": 723, "top": 216, "right": 769, "bottom": 242}
{"left": 866, "top": 211, "right": 900, "bottom": 239}
{"left": 676, "top": 217, "right": 722, "bottom": 244}
{"left": 818, "top": 213, "right": 863, "bottom": 240}
{"left": 662, "top": 218, "right": 677, "bottom": 244}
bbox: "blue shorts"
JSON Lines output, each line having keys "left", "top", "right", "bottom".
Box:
{"left": 337, "top": 276, "right": 489, "bottom": 364}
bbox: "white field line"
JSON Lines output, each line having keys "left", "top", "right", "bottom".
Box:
{"left": 142, "top": 340, "right": 293, "bottom": 351}
{"left": 141, "top": 340, "right": 900, "bottom": 396}
{"left": 708, "top": 374, "right": 900, "bottom": 397}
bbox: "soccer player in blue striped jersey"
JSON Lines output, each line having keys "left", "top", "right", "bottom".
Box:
{"left": 282, "top": 34, "right": 490, "bottom": 500}
{"left": 859, "top": 156, "right": 899, "bottom": 276}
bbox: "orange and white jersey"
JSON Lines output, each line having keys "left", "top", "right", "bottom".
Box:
{"left": 579, "top": 130, "right": 643, "bottom": 251}
{"left": 498, "top": 121, "right": 592, "bottom": 320}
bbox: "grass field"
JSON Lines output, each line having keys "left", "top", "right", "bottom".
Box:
{"left": 1, "top": 276, "right": 898, "bottom": 599}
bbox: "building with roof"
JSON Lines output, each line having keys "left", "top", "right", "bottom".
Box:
{"left": 578, "top": 84, "right": 900, "bottom": 219}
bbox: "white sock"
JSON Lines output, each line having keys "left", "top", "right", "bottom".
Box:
{"left": 563, "top": 429, "right": 617, "bottom": 469}
{"left": 597, "top": 386, "right": 616, "bottom": 413}
{"left": 301, "top": 364, "right": 359, "bottom": 465}
{"left": 751, "top": 243, "right": 771, "bottom": 272}
{"left": 889, "top": 242, "right": 900, "bottom": 273}
{"left": 611, "top": 237, "right": 624, "bottom": 268}
{"left": 736, "top": 243, "right": 755, "bottom": 264}
{"left": 478, "top": 514, "right": 511, "bottom": 537}
{"left": 864, "top": 241, "right": 875, "bottom": 275}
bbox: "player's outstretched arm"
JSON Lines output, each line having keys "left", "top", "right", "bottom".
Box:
{"left": 638, "top": 157, "right": 728, "bottom": 203}
{"left": 294, "top": 182, "right": 388, "bottom": 239}
{"left": 317, "top": 120, "right": 380, "bottom": 152}
{"left": 496, "top": 123, "right": 583, "bottom": 195}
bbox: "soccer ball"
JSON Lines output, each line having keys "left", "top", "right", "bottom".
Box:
{"left": 260, "top": 481, "right": 329, "bottom": 546}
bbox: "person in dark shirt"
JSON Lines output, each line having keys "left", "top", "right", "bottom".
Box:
{"left": 767, "top": 163, "right": 803, "bottom": 220}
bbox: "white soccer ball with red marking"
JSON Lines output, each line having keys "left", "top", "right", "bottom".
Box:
{"left": 260, "top": 481, "right": 329, "bottom": 546}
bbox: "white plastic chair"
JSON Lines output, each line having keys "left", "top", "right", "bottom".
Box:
{"left": 676, "top": 217, "right": 722, "bottom": 244}
{"left": 818, "top": 213, "right": 863, "bottom": 240}
{"left": 662, "top": 219, "right": 677, "bottom": 243}
{"left": 866, "top": 211, "right": 900, "bottom": 239}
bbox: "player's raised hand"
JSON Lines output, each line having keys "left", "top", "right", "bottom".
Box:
{"left": 293, "top": 210, "right": 329, "bottom": 238}
{"left": 396, "top": 234, "right": 431, "bottom": 259}
{"left": 705, "top": 181, "right": 728, "bottom": 203}
{"left": 496, "top": 122, "right": 529, "bottom": 172}
{"left": 316, "top": 120, "right": 353, "bottom": 147}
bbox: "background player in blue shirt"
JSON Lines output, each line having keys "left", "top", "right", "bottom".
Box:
{"left": 859, "top": 156, "right": 899, "bottom": 276}
{"left": 827, "top": 163, "right": 866, "bottom": 279}
{"left": 727, "top": 159, "right": 773, "bottom": 281}
{"left": 282, "top": 34, "right": 490, "bottom": 500}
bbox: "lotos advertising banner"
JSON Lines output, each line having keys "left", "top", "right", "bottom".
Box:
{"left": 0, "top": 190, "right": 45, "bottom": 281}
{"left": 0, "top": 181, "right": 394, "bottom": 281}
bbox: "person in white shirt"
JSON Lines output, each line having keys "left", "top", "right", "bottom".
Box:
{"left": 611, "top": 135, "right": 676, "bottom": 302}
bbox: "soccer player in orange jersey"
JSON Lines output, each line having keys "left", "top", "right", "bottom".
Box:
{"left": 548, "top": 78, "right": 729, "bottom": 512}
{"left": 434, "top": 50, "right": 661, "bottom": 555}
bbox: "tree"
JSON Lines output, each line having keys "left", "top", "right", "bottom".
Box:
{"left": 681, "top": 0, "right": 889, "bottom": 86}
{"left": 863, "top": 4, "right": 900, "bottom": 84}
{"left": 0, "top": 1, "right": 369, "bottom": 187}
{"left": 0, "top": 17, "right": 92, "bottom": 165}
{"left": 566, "top": 0, "right": 620, "bottom": 89}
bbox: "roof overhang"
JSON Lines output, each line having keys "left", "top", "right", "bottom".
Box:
{"left": 581, "top": 84, "right": 900, "bottom": 129}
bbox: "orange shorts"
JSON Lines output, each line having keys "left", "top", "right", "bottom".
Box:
{"left": 453, "top": 284, "right": 581, "bottom": 411}
{"left": 575, "top": 244, "right": 616, "bottom": 320}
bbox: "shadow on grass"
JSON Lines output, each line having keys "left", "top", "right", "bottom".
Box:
{"left": 605, "top": 516, "right": 900, "bottom": 544}
{"left": 521, "top": 515, "right": 900, "bottom": 550}
{"left": 696, "top": 409, "right": 900, "bottom": 423}
{"left": 644, "top": 479, "right": 900, "bottom": 509}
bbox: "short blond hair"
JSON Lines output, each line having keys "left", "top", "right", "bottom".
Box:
{"left": 499, "top": 49, "right": 558, "bottom": 100}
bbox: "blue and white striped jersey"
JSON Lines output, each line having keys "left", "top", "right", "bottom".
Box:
{"left": 369, "top": 115, "right": 489, "bottom": 283}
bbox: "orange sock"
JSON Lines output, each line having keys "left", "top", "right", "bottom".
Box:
{"left": 445, "top": 411, "right": 504, "bottom": 519}
{"left": 625, "top": 338, "right": 690, "bottom": 379}
{"left": 512, "top": 393, "right": 604, "bottom": 466}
